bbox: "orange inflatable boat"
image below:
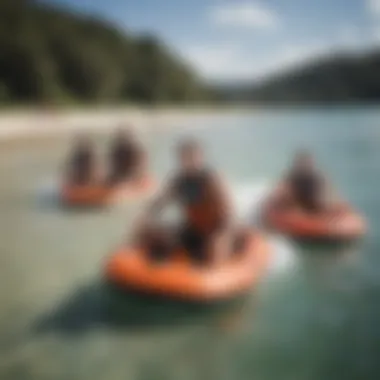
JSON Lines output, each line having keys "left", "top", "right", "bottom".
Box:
{"left": 105, "top": 232, "right": 271, "bottom": 301}
{"left": 61, "top": 176, "right": 155, "bottom": 207}
{"left": 262, "top": 200, "right": 366, "bottom": 242}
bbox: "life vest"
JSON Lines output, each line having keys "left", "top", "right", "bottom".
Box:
{"left": 111, "top": 141, "right": 140, "bottom": 176}
{"left": 70, "top": 149, "right": 94, "bottom": 183}
{"left": 175, "top": 169, "right": 226, "bottom": 234}
{"left": 288, "top": 169, "right": 323, "bottom": 201}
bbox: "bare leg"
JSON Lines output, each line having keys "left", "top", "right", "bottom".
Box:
{"left": 131, "top": 155, "right": 148, "bottom": 182}
{"left": 207, "top": 228, "right": 234, "bottom": 266}
{"left": 131, "top": 219, "right": 174, "bottom": 262}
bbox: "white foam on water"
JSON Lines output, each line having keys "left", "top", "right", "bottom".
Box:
{"left": 231, "top": 180, "right": 270, "bottom": 223}
{"left": 33, "top": 176, "right": 298, "bottom": 275}
{"left": 232, "top": 180, "right": 298, "bottom": 275}
{"left": 36, "top": 177, "right": 60, "bottom": 196}
{"left": 266, "top": 234, "right": 298, "bottom": 276}
{"left": 34, "top": 177, "right": 61, "bottom": 207}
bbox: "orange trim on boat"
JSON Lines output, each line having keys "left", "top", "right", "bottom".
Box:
{"left": 61, "top": 176, "right": 155, "bottom": 207}
{"left": 105, "top": 232, "right": 271, "bottom": 301}
{"left": 263, "top": 201, "right": 366, "bottom": 241}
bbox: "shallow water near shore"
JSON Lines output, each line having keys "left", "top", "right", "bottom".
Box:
{"left": 0, "top": 107, "right": 379, "bottom": 380}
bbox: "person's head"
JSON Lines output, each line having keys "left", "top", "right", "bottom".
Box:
{"left": 74, "top": 134, "right": 92, "bottom": 152}
{"left": 292, "top": 149, "right": 315, "bottom": 171}
{"left": 115, "top": 126, "right": 134, "bottom": 143}
{"left": 177, "top": 138, "right": 204, "bottom": 172}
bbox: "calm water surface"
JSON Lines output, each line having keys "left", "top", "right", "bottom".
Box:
{"left": 0, "top": 108, "right": 380, "bottom": 380}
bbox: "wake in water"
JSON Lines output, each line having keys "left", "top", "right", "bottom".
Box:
{"left": 34, "top": 177, "right": 298, "bottom": 274}
{"left": 34, "top": 177, "right": 61, "bottom": 209}
{"left": 232, "top": 180, "right": 298, "bottom": 276}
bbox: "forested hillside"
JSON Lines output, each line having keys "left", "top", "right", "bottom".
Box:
{"left": 0, "top": 0, "right": 210, "bottom": 104}
{"left": 221, "top": 51, "right": 380, "bottom": 104}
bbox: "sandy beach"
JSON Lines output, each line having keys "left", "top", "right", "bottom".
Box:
{"left": 0, "top": 106, "right": 255, "bottom": 141}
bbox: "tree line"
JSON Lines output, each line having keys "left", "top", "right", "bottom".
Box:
{"left": 0, "top": 0, "right": 211, "bottom": 105}
{"left": 221, "top": 50, "right": 380, "bottom": 104}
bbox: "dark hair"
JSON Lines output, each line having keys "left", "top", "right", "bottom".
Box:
{"left": 116, "top": 127, "right": 132, "bottom": 137}
{"left": 295, "top": 149, "right": 312, "bottom": 161}
{"left": 178, "top": 138, "right": 202, "bottom": 154}
{"left": 75, "top": 133, "right": 90, "bottom": 145}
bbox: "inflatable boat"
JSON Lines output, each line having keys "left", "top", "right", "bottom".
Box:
{"left": 105, "top": 231, "right": 271, "bottom": 301}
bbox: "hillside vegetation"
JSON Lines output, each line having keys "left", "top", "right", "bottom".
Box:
{"left": 228, "top": 51, "right": 380, "bottom": 104}
{"left": 0, "top": 0, "right": 210, "bottom": 105}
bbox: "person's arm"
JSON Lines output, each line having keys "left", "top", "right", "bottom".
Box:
{"left": 65, "top": 152, "right": 76, "bottom": 180}
{"left": 324, "top": 176, "right": 337, "bottom": 200}
{"left": 139, "top": 176, "right": 177, "bottom": 222}
{"left": 207, "top": 173, "right": 236, "bottom": 264}
{"left": 263, "top": 174, "right": 292, "bottom": 212}
{"left": 209, "top": 172, "right": 235, "bottom": 230}
{"left": 271, "top": 179, "right": 289, "bottom": 199}
{"left": 131, "top": 177, "right": 177, "bottom": 245}
{"left": 321, "top": 174, "right": 347, "bottom": 209}
{"left": 133, "top": 144, "right": 148, "bottom": 178}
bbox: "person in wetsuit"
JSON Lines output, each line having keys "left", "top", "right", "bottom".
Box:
{"left": 107, "top": 128, "right": 145, "bottom": 185}
{"left": 135, "top": 139, "right": 235, "bottom": 265}
{"left": 66, "top": 135, "right": 96, "bottom": 185}
{"left": 284, "top": 150, "right": 327, "bottom": 213}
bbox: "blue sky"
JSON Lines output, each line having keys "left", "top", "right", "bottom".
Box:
{"left": 45, "top": 0, "right": 380, "bottom": 82}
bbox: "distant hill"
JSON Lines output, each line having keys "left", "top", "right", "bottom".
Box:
{"left": 0, "top": 0, "right": 210, "bottom": 105}
{"left": 3, "top": 0, "right": 376, "bottom": 107}
{"left": 218, "top": 50, "right": 380, "bottom": 104}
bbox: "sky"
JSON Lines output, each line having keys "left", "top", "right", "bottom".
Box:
{"left": 44, "top": 0, "right": 380, "bottom": 82}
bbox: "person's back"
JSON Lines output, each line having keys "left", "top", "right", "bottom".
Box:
{"left": 108, "top": 128, "right": 142, "bottom": 184}
{"left": 67, "top": 136, "right": 95, "bottom": 185}
{"left": 286, "top": 151, "right": 325, "bottom": 212}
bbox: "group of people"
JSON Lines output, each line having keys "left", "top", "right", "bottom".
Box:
{"left": 68, "top": 130, "right": 333, "bottom": 265}
{"left": 271, "top": 150, "right": 334, "bottom": 214}
{"left": 132, "top": 139, "right": 333, "bottom": 266}
{"left": 67, "top": 128, "right": 146, "bottom": 186}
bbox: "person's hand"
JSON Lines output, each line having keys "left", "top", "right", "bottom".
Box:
{"left": 131, "top": 212, "right": 159, "bottom": 247}
{"left": 208, "top": 230, "right": 232, "bottom": 266}
{"left": 134, "top": 212, "right": 151, "bottom": 231}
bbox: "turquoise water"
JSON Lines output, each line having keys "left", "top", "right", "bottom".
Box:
{"left": 0, "top": 108, "right": 379, "bottom": 380}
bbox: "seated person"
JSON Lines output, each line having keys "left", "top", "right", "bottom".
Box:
{"left": 66, "top": 135, "right": 97, "bottom": 186}
{"left": 277, "top": 150, "right": 334, "bottom": 214}
{"left": 107, "top": 127, "right": 146, "bottom": 185}
{"left": 133, "top": 138, "right": 236, "bottom": 266}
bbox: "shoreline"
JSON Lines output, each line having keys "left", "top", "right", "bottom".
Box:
{"left": 1, "top": 103, "right": 378, "bottom": 141}
{"left": 0, "top": 106, "right": 257, "bottom": 141}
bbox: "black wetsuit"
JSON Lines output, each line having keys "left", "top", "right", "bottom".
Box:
{"left": 174, "top": 169, "right": 221, "bottom": 264}
{"left": 288, "top": 169, "right": 325, "bottom": 212}
{"left": 70, "top": 149, "right": 93, "bottom": 185}
{"left": 174, "top": 169, "right": 210, "bottom": 206}
{"left": 108, "top": 141, "right": 138, "bottom": 184}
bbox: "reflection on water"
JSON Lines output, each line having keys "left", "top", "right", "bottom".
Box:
{"left": 33, "top": 282, "right": 249, "bottom": 335}
{"left": 0, "top": 109, "right": 379, "bottom": 379}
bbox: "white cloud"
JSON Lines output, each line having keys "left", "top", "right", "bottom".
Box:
{"left": 275, "top": 44, "right": 328, "bottom": 67}
{"left": 365, "top": 1, "right": 380, "bottom": 46}
{"left": 367, "top": 0, "right": 380, "bottom": 16}
{"left": 180, "top": 41, "right": 336, "bottom": 82}
{"left": 209, "top": 2, "right": 279, "bottom": 30}
{"left": 337, "top": 25, "right": 362, "bottom": 48}
{"left": 257, "top": 42, "right": 338, "bottom": 79}
{"left": 372, "top": 25, "right": 380, "bottom": 43}
{"left": 181, "top": 44, "right": 255, "bottom": 81}
{"left": 181, "top": 24, "right": 376, "bottom": 82}
{"left": 337, "top": 24, "right": 380, "bottom": 49}
{"left": 179, "top": 3, "right": 379, "bottom": 82}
